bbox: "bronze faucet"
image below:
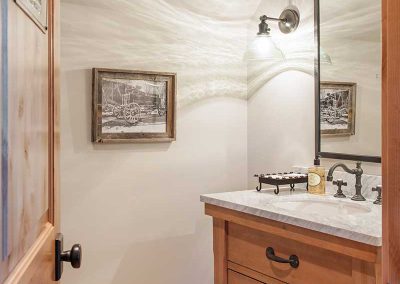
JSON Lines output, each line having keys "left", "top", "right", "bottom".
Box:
{"left": 326, "top": 162, "right": 365, "bottom": 201}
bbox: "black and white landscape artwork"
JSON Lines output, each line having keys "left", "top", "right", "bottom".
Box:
{"left": 92, "top": 69, "right": 176, "bottom": 143}
{"left": 101, "top": 78, "right": 167, "bottom": 134}
{"left": 320, "top": 82, "right": 356, "bottom": 136}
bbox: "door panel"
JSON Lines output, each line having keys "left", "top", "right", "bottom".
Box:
{"left": 8, "top": 0, "right": 49, "bottom": 262}
{"left": 0, "top": 0, "right": 59, "bottom": 282}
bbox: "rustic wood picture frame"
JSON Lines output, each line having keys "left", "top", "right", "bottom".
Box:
{"left": 320, "top": 81, "right": 356, "bottom": 136}
{"left": 92, "top": 68, "right": 176, "bottom": 143}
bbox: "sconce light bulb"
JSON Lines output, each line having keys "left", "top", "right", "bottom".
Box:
{"left": 247, "top": 35, "right": 284, "bottom": 61}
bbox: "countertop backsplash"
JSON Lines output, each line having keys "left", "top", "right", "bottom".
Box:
{"left": 293, "top": 166, "right": 382, "bottom": 201}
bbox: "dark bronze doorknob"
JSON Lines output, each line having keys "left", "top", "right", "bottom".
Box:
{"left": 61, "top": 244, "right": 82, "bottom": 269}
{"left": 55, "top": 234, "right": 82, "bottom": 281}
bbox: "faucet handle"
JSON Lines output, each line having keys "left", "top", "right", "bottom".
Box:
{"left": 372, "top": 185, "right": 382, "bottom": 193}
{"left": 333, "top": 179, "right": 347, "bottom": 198}
{"left": 372, "top": 185, "right": 382, "bottom": 205}
{"left": 333, "top": 179, "right": 347, "bottom": 187}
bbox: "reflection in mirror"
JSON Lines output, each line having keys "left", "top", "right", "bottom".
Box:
{"left": 318, "top": 0, "right": 381, "bottom": 161}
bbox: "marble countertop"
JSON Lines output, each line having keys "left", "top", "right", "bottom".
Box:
{"left": 200, "top": 188, "right": 382, "bottom": 246}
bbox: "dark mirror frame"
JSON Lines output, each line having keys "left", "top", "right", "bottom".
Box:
{"left": 314, "top": 0, "right": 382, "bottom": 163}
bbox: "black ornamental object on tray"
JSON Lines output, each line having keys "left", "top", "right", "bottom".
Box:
{"left": 254, "top": 172, "right": 309, "bottom": 195}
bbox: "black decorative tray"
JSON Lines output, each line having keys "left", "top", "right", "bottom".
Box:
{"left": 254, "top": 172, "right": 308, "bottom": 195}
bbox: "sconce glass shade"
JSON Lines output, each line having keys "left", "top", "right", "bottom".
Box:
{"left": 246, "top": 35, "right": 284, "bottom": 61}
{"left": 320, "top": 48, "right": 332, "bottom": 65}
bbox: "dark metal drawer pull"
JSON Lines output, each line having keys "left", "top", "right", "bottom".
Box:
{"left": 266, "top": 247, "right": 299, "bottom": 268}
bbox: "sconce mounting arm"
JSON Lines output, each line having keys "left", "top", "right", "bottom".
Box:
{"left": 258, "top": 8, "right": 300, "bottom": 35}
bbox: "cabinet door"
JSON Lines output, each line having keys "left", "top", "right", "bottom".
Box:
{"left": 228, "top": 270, "right": 265, "bottom": 284}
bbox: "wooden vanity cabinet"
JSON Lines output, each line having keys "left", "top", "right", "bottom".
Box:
{"left": 205, "top": 204, "right": 381, "bottom": 284}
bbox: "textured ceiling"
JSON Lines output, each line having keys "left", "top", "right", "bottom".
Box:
{"left": 60, "top": 0, "right": 380, "bottom": 72}
{"left": 61, "top": 0, "right": 262, "bottom": 21}
{"left": 60, "top": 0, "right": 380, "bottom": 42}
{"left": 60, "top": 0, "right": 263, "bottom": 71}
{"left": 320, "top": 0, "right": 381, "bottom": 42}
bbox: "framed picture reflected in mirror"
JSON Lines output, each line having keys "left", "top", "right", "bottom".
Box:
{"left": 320, "top": 81, "right": 356, "bottom": 137}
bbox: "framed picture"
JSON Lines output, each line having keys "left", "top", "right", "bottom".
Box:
{"left": 14, "top": 0, "right": 48, "bottom": 33}
{"left": 92, "top": 68, "right": 176, "bottom": 143}
{"left": 320, "top": 81, "right": 356, "bottom": 136}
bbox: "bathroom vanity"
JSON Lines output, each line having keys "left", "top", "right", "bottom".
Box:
{"left": 201, "top": 189, "right": 382, "bottom": 284}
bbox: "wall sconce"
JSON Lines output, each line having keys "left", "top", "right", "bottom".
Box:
{"left": 247, "top": 8, "right": 300, "bottom": 61}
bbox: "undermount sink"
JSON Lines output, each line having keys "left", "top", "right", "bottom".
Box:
{"left": 272, "top": 199, "right": 371, "bottom": 215}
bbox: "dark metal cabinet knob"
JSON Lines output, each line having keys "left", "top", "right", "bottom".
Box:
{"left": 55, "top": 234, "right": 82, "bottom": 281}
{"left": 266, "top": 247, "right": 299, "bottom": 268}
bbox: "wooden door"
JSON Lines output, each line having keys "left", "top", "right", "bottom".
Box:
{"left": 382, "top": 0, "right": 400, "bottom": 283}
{"left": 0, "top": 0, "right": 60, "bottom": 283}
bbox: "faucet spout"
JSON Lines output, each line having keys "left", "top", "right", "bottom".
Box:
{"left": 327, "top": 162, "right": 360, "bottom": 181}
{"left": 326, "top": 162, "right": 365, "bottom": 201}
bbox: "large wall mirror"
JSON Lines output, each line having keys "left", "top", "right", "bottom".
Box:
{"left": 315, "top": 0, "right": 382, "bottom": 163}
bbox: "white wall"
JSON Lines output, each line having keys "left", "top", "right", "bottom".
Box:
{"left": 60, "top": 0, "right": 257, "bottom": 283}
{"left": 247, "top": 0, "right": 316, "bottom": 188}
{"left": 248, "top": 71, "right": 315, "bottom": 187}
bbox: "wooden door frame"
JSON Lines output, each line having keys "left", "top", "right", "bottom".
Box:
{"left": 48, "top": 0, "right": 60, "bottom": 231}
{"left": 382, "top": 0, "right": 400, "bottom": 282}
{"left": 2, "top": 0, "right": 60, "bottom": 282}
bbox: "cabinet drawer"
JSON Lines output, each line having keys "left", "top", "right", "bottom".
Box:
{"left": 227, "top": 223, "right": 354, "bottom": 284}
{"left": 228, "top": 270, "right": 264, "bottom": 284}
